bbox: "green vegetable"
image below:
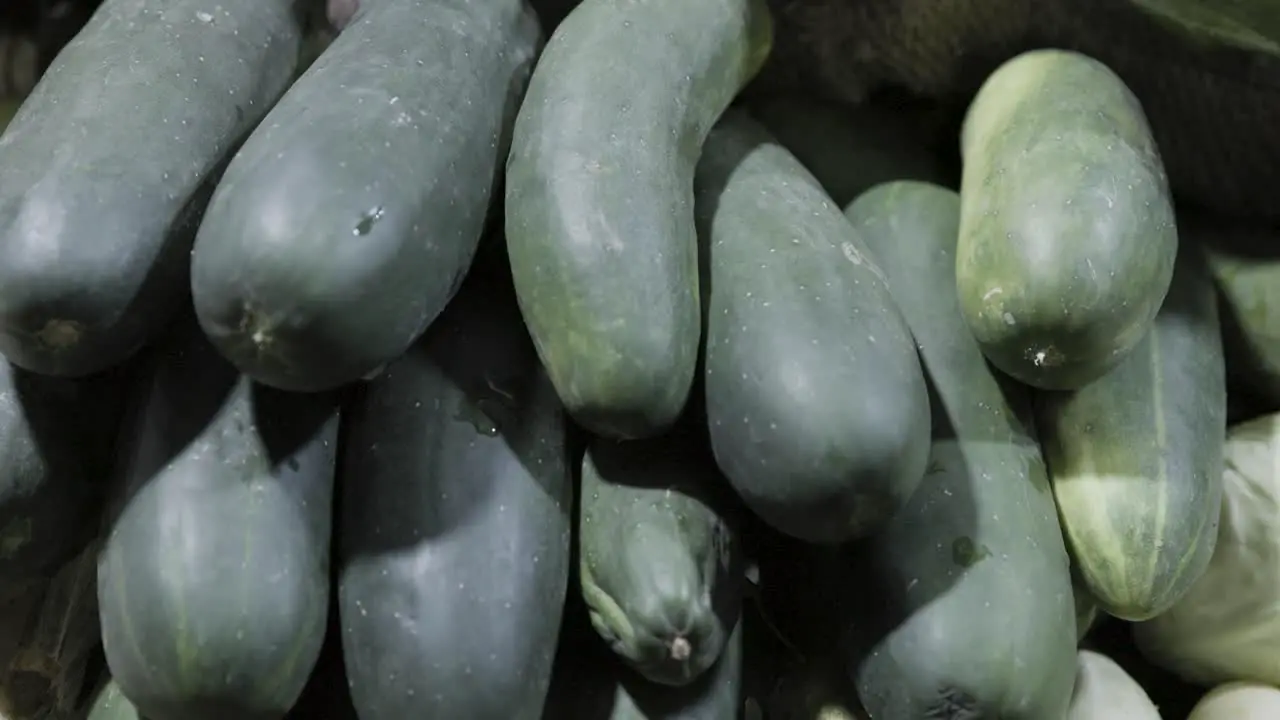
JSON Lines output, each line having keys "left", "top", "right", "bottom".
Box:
{"left": 956, "top": 49, "right": 1177, "bottom": 390}
{"left": 544, "top": 608, "right": 744, "bottom": 719}
{"left": 580, "top": 433, "right": 742, "bottom": 686}
{"left": 1037, "top": 243, "right": 1225, "bottom": 621}
{"left": 845, "top": 181, "right": 1076, "bottom": 719}
{"left": 1201, "top": 221, "right": 1280, "bottom": 410}
{"left": 0, "top": 0, "right": 304, "bottom": 376}
{"left": 694, "top": 110, "right": 930, "bottom": 543}
{"left": 191, "top": 0, "right": 542, "bottom": 391}
{"left": 504, "top": 0, "right": 772, "bottom": 439}
{"left": 339, "top": 266, "right": 571, "bottom": 720}
{"left": 98, "top": 318, "right": 339, "bottom": 720}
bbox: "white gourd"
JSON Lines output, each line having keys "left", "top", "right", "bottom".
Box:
{"left": 1067, "top": 650, "right": 1161, "bottom": 720}
{"left": 1187, "top": 682, "right": 1280, "bottom": 720}
{"left": 1133, "top": 413, "right": 1280, "bottom": 686}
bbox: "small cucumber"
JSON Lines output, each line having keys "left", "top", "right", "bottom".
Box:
{"left": 580, "top": 433, "right": 742, "bottom": 687}
{"left": 956, "top": 49, "right": 1177, "bottom": 390}
{"left": 338, "top": 265, "right": 571, "bottom": 720}
{"left": 845, "top": 181, "right": 1076, "bottom": 720}
{"left": 98, "top": 318, "right": 339, "bottom": 720}
{"left": 191, "top": 0, "right": 542, "bottom": 391}
{"left": 694, "top": 109, "right": 930, "bottom": 544}
{"left": 0, "top": 0, "right": 304, "bottom": 376}
{"left": 504, "top": 0, "right": 772, "bottom": 439}
{"left": 1036, "top": 243, "right": 1225, "bottom": 620}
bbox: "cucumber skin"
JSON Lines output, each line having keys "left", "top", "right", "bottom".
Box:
{"left": 579, "top": 436, "right": 742, "bottom": 687}
{"left": 0, "top": 0, "right": 302, "bottom": 377}
{"left": 504, "top": 0, "right": 772, "bottom": 439}
{"left": 957, "top": 49, "right": 1177, "bottom": 390}
{"left": 339, "top": 268, "right": 571, "bottom": 720}
{"left": 1037, "top": 243, "right": 1225, "bottom": 621}
{"left": 695, "top": 111, "right": 930, "bottom": 544}
{"left": 845, "top": 181, "right": 1076, "bottom": 720}
{"left": 191, "top": 0, "right": 542, "bottom": 392}
{"left": 98, "top": 319, "right": 339, "bottom": 720}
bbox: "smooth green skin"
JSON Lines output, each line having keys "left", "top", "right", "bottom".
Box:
{"left": 580, "top": 436, "right": 741, "bottom": 687}
{"left": 957, "top": 48, "right": 1177, "bottom": 390}
{"left": 504, "top": 0, "right": 772, "bottom": 439}
{"left": 191, "top": 0, "right": 542, "bottom": 392}
{"left": 747, "top": 93, "right": 948, "bottom": 208}
{"left": 1037, "top": 244, "right": 1225, "bottom": 621}
{"left": 0, "top": 359, "right": 126, "bottom": 585}
{"left": 543, "top": 608, "right": 743, "bottom": 719}
{"left": 339, "top": 267, "right": 571, "bottom": 720}
{"left": 845, "top": 181, "right": 1076, "bottom": 720}
{"left": 98, "top": 319, "right": 339, "bottom": 720}
{"left": 86, "top": 679, "right": 141, "bottom": 720}
{"left": 0, "top": 0, "right": 303, "bottom": 377}
{"left": 695, "top": 110, "right": 930, "bottom": 544}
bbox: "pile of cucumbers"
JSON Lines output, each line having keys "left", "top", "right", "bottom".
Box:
{"left": 0, "top": 0, "right": 1275, "bottom": 718}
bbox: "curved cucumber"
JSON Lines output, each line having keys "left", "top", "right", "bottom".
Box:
{"left": 0, "top": 0, "right": 303, "bottom": 376}
{"left": 580, "top": 434, "right": 742, "bottom": 687}
{"left": 504, "top": 0, "right": 772, "bottom": 439}
{"left": 845, "top": 181, "right": 1076, "bottom": 720}
{"left": 191, "top": 0, "right": 542, "bottom": 392}
{"left": 98, "top": 319, "right": 339, "bottom": 720}
{"left": 695, "top": 110, "right": 930, "bottom": 544}
{"left": 956, "top": 49, "right": 1177, "bottom": 390}
{"left": 1036, "top": 243, "right": 1225, "bottom": 620}
{"left": 339, "top": 267, "right": 571, "bottom": 720}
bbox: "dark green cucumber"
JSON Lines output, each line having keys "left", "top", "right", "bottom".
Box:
{"left": 0, "top": 0, "right": 304, "bottom": 377}
{"left": 580, "top": 433, "right": 742, "bottom": 686}
{"left": 544, "top": 604, "right": 743, "bottom": 719}
{"left": 504, "top": 0, "right": 772, "bottom": 439}
{"left": 956, "top": 48, "right": 1177, "bottom": 390}
{"left": 746, "top": 93, "right": 949, "bottom": 208}
{"left": 844, "top": 181, "right": 1076, "bottom": 719}
{"left": 1036, "top": 243, "right": 1225, "bottom": 621}
{"left": 98, "top": 318, "right": 339, "bottom": 720}
{"left": 0, "top": 361, "right": 126, "bottom": 585}
{"left": 694, "top": 109, "right": 930, "bottom": 544}
{"left": 339, "top": 266, "right": 571, "bottom": 720}
{"left": 191, "top": 0, "right": 542, "bottom": 392}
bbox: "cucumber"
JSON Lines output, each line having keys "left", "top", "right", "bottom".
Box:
{"left": 694, "top": 110, "right": 930, "bottom": 544}
{"left": 844, "top": 181, "right": 1076, "bottom": 719}
{"left": 339, "top": 266, "right": 571, "bottom": 720}
{"left": 0, "top": 360, "right": 126, "bottom": 585}
{"left": 746, "top": 93, "right": 949, "bottom": 208}
{"left": 0, "top": 0, "right": 304, "bottom": 377}
{"left": 1036, "top": 243, "right": 1225, "bottom": 621}
{"left": 580, "top": 432, "right": 742, "bottom": 687}
{"left": 544, "top": 603, "right": 744, "bottom": 719}
{"left": 956, "top": 48, "right": 1178, "bottom": 390}
{"left": 98, "top": 318, "right": 339, "bottom": 720}
{"left": 191, "top": 0, "right": 542, "bottom": 392}
{"left": 504, "top": 0, "right": 772, "bottom": 439}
